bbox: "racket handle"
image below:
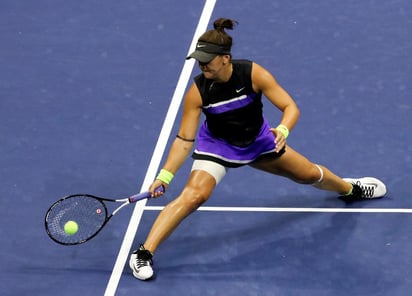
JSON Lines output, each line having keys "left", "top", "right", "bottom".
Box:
{"left": 129, "top": 185, "right": 164, "bottom": 203}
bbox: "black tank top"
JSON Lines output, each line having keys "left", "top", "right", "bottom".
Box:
{"left": 194, "top": 60, "right": 263, "bottom": 147}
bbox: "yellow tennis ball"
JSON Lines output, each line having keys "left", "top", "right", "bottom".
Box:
{"left": 64, "top": 220, "right": 79, "bottom": 235}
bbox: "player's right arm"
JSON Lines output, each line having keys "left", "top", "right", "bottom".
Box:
{"left": 149, "top": 82, "right": 203, "bottom": 195}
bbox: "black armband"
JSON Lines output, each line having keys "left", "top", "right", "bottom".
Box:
{"left": 176, "top": 134, "right": 195, "bottom": 142}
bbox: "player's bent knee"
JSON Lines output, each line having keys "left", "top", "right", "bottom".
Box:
{"left": 179, "top": 186, "right": 210, "bottom": 209}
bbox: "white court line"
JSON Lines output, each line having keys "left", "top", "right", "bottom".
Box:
{"left": 104, "top": 1, "right": 216, "bottom": 295}
{"left": 145, "top": 206, "right": 412, "bottom": 214}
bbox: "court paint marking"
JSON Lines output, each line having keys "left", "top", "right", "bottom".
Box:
{"left": 145, "top": 206, "right": 412, "bottom": 214}
{"left": 104, "top": 1, "right": 217, "bottom": 295}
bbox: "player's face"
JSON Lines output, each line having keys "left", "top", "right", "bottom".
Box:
{"left": 198, "top": 55, "right": 231, "bottom": 82}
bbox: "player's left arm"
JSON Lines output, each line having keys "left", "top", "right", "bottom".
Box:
{"left": 251, "top": 62, "right": 300, "bottom": 131}
{"left": 163, "top": 83, "right": 201, "bottom": 172}
{"left": 149, "top": 83, "right": 202, "bottom": 195}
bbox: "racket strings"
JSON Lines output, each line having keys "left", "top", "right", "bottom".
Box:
{"left": 46, "top": 195, "right": 107, "bottom": 245}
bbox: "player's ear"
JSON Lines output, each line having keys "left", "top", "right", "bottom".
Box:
{"left": 222, "top": 54, "right": 231, "bottom": 65}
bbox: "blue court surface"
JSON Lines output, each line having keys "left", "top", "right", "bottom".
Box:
{"left": 1, "top": 0, "right": 411, "bottom": 295}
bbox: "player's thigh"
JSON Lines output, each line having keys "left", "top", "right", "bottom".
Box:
{"left": 250, "top": 145, "right": 317, "bottom": 182}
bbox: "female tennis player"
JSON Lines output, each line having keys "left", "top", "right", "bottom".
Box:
{"left": 129, "top": 18, "right": 387, "bottom": 280}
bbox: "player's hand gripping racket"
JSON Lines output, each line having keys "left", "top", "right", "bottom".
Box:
{"left": 44, "top": 186, "right": 164, "bottom": 245}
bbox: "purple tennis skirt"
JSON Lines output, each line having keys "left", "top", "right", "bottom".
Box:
{"left": 192, "top": 118, "right": 283, "bottom": 168}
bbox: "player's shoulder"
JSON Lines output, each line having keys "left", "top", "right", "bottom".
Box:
{"left": 249, "top": 61, "right": 278, "bottom": 91}
{"left": 231, "top": 59, "right": 254, "bottom": 78}
{"left": 232, "top": 59, "right": 268, "bottom": 74}
{"left": 232, "top": 59, "right": 253, "bottom": 70}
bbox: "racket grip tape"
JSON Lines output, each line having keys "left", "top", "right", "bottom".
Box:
{"left": 128, "top": 185, "right": 164, "bottom": 203}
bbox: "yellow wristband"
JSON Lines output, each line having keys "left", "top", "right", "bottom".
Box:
{"left": 276, "top": 124, "right": 289, "bottom": 139}
{"left": 156, "top": 169, "right": 174, "bottom": 185}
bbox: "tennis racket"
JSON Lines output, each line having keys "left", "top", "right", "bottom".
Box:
{"left": 44, "top": 186, "right": 164, "bottom": 245}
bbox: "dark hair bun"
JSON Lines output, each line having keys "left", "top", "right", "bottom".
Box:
{"left": 213, "top": 18, "right": 238, "bottom": 32}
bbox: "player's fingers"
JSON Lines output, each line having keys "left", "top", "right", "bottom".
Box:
{"left": 275, "top": 140, "right": 285, "bottom": 152}
{"left": 149, "top": 181, "right": 167, "bottom": 198}
{"left": 271, "top": 128, "right": 286, "bottom": 152}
